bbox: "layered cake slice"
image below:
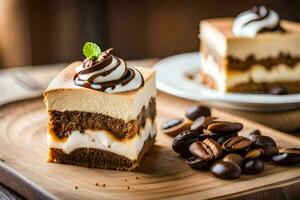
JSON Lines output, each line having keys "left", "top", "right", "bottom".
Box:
{"left": 44, "top": 42, "right": 156, "bottom": 171}
{"left": 200, "top": 6, "right": 300, "bottom": 93}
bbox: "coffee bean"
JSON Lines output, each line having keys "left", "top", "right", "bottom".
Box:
{"left": 248, "top": 129, "right": 262, "bottom": 137}
{"left": 222, "top": 136, "right": 252, "bottom": 152}
{"left": 223, "top": 153, "right": 244, "bottom": 166}
{"left": 207, "top": 122, "right": 243, "bottom": 134}
{"left": 217, "top": 132, "right": 238, "bottom": 145}
{"left": 261, "top": 146, "right": 279, "bottom": 161}
{"left": 190, "top": 116, "right": 206, "bottom": 133}
{"left": 211, "top": 160, "right": 241, "bottom": 180}
{"left": 272, "top": 148, "right": 300, "bottom": 165}
{"left": 268, "top": 85, "right": 288, "bottom": 95}
{"left": 186, "top": 157, "right": 211, "bottom": 170}
{"left": 202, "top": 116, "right": 218, "bottom": 128}
{"left": 242, "top": 159, "right": 264, "bottom": 174}
{"left": 161, "top": 118, "right": 183, "bottom": 130}
{"left": 185, "top": 105, "right": 211, "bottom": 121}
{"left": 272, "top": 153, "right": 300, "bottom": 165}
{"left": 189, "top": 139, "right": 222, "bottom": 161}
{"left": 161, "top": 118, "right": 191, "bottom": 137}
{"left": 200, "top": 129, "right": 220, "bottom": 140}
{"left": 247, "top": 130, "right": 262, "bottom": 142}
{"left": 172, "top": 130, "right": 199, "bottom": 156}
{"left": 279, "top": 148, "right": 300, "bottom": 155}
{"left": 191, "top": 116, "right": 217, "bottom": 133}
{"left": 253, "top": 135, "right": 277, "bottom": 148}
{"left": 244, "top": 149, "right": 264, "bottom": 160}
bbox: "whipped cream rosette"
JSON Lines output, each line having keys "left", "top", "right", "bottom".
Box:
{"left": 74, "top": 48, "right": 144, "bottom": 93}
{"left": 233, "top": 6, "right": 284, "bottom": 37}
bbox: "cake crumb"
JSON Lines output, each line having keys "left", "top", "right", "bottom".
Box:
{"left": 127, "top": 186, "right": 130, "bottom": 190}
{"left": 92, "top": 139, "right": 95, "bottom": 142}
{"left": 124, "top": 179, "right": 127, "bottom": 182}
{"left": 75, "top": 186, "right": 78, "bottom": 190}
{"left": 95, "top": 183, "right": 99, "bottom": 186}
{"left": 102, "top": 184, "right": 106, "bottom": 187}
{"left": 136, "top": 176, "right": 139, "bottom": 180}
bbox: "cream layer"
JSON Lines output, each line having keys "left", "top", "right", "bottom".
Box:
{"left": 201, "top": 54, "right": 300, "bottom": 92}
{"left": 45, "top": 72, "right": 156, "bottom": 122}
{"left": 200, "top": 19, "right": 300, "bottom": 60}
{"left": 47, "top": 119, "right": 157, "bottom": 160}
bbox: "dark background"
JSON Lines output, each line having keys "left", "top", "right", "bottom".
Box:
{"left": 1, "top": 0, "right": 300, "bottom": 68}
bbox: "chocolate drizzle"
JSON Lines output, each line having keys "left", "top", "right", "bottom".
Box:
{"left": 232, "top": 6, "right": 285, "bottom": 37}
{"left": 245, "top": 6, "right": 270, "bottom": 26}
{"left": 74, "top": 49, "right": 144, "bottom": 93}
{"left": 246, "top": 6, "right": 284, "bottom": 33}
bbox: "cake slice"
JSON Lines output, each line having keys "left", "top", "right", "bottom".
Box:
{"left": 199, "top": 6, "right": 300, "bottom": 94}
{"left": 44, "top": 43, "right": 156, "bottom": 171}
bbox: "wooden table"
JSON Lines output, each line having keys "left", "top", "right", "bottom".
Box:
{"left": 0, "top": 60, "right": 299, "bottom": 199}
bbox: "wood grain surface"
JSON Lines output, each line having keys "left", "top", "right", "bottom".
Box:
{"left": 0, "top": 93, "right": 299, "bottom": 200}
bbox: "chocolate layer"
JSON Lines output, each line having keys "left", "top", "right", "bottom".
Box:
{"left": 201, "top": 41, "right": 300, "bottom": 71}
{"left": 227, "top": 53, "right": 300, "bottom": 71}
{"left": 48, "top": 97, "right": 156, "bottom": 140}
{"left": 200, "top": 72, "right": 300, "bottom": 93}
{"left": 48, "top": 134, "right": 155, "bottom": 171}
{"left": 227, "top": 81, "right": 300, "bottom": 93}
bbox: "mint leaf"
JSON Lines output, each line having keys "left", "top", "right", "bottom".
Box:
{"left": 82, "top": 42, "right": 101, "bottom": 60}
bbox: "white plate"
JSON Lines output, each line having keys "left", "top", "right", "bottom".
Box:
{"left": 155, "top": 52, "right": 300, "bottom": 111}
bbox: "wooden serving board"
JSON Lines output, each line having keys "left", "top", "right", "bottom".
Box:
{"left": 0, "top": 92, "right": 299, "bottom": 200}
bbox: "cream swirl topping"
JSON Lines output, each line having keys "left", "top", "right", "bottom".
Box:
{"left": 74, "top": 49, "right": 144, "bottom": 93}
{"left": 232, "top": 6, "right": 283, "bottom": 37}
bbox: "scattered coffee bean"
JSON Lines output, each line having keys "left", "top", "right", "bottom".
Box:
{"left": 268, "top": 85, "right": 288, "bottom": 95}
{"left": 161, "top": 118, "right": 191, "bottom": 137}
{"left": 279, "top": 148, "right": 300, "bottom": 155}
{"left": 185, "top": 105, "right": 211, "bottom": 121}
{"left": 171, "top": 103, "right": 299, "bottom": 180}
{"left": 248, "top": 129, "right": 262, "bottom": 136}
{"left": 172, "top": 130, "right": 199, "bottom": 156}
{"left": 272, "top": 148, "right": 300, "bottom": 165}
{"left": 200, "top": 129, "right": 220, "bottom": 140}
{"left": 223, "top": 153, "right": 244, "bottom": 166}
{"left": 242, "top": 159, "right": 264, "bottom": 174}
{"left": 207, "top": 122, "right": 243, "bottom": 134}
{"left": 203, "top": 117, "right": 218, "bottom": 128}
{"left": 244, "top": 149, "right": 264, "bottom": 160}
{"left": 186, "top": 157, "right": 211, "bottom": 170}
{"left": 161, "top": 118, "right": 183, "bottom": 130}
{"left": 252, "top": 135, "right": 277, "bottom": 148}
{"left": 261, "top": 146, "right": 279, "bottom": 161}
{"left": 191, "top": 116, "right": 206, "bottom": 133}
{"left": 211, "top": 160, "right": 241, "bottom": 180}
{"left": 247, "top": 130, "right": 262, "bottom": 142}
{"left": 222, "top": 136, "right": 252, "bottom": 153}
{"left": 189, "top": 139, "right": 222, "bottom": 161}
{"left": 217, "top": 132, "right": 238, "bottom": 145}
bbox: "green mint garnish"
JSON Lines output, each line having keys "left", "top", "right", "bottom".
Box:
{"left": 82, "top": 42, "right": 101, "bottom": 60}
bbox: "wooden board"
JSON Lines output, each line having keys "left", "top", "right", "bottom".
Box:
{"left": 0, "top": 92, "right": 299, "bottom": 200}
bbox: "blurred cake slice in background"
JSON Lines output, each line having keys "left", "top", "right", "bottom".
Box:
{"left": 199, "top": 6, "right": 300, "bottom": 94}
